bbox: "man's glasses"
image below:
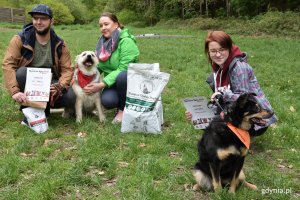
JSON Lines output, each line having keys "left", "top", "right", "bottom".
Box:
{"left": 209, "top": 48, "right": 227, "bottom": 55}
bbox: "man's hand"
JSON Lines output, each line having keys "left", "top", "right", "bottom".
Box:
{"left": 50, "top": 83, "right": 64, "bottom": 107}
{"left": 12, "top": 92, "right": 28, "bottom": 104}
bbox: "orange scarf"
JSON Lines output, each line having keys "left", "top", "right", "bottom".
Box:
{"left": 227, "top": 122, "right": 250, "bottom": 149}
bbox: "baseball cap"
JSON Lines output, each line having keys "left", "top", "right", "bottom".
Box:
{"left": 28, "top": 4, "right": 53, "bottom": 18}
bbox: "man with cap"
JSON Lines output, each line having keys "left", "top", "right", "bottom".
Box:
{"left": 2, "top": 4, "right": 75, "bottom": 125}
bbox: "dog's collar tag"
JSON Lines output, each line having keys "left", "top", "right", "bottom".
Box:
{"left": 227, "top": 123, "right": 250, "bottom": 149}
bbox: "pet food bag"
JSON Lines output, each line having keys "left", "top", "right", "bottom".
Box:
{"left": 121, "top": 63, "right": 170, "bottom": 134}
{"left": 127, "top": 63, "right": 164, "bottom": 125}
{"left": 22, "top": 107, "right": 48, "bottom": 133}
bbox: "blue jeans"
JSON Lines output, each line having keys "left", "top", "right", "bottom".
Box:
{"left": 101, "top": 71, "right": 127, "bottom": 111}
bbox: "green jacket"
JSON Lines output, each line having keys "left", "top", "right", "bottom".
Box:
{"left": 98, "top": 28, "right": 139, "bottom": 87}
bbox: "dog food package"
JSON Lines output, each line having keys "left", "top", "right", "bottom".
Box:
{"left": 22, "top": 107, "right": 48, "bottom": 134}
{"left": 121, "top": 63, "right": 170, "bottom": 134}
{"left": 126, "top": 63, "right": 164, "bottom": 125}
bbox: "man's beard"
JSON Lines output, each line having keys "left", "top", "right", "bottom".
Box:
{"left": 35, "top": 26, "right": 51, "bottom": 36}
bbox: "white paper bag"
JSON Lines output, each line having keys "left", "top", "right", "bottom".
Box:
{"left": 121, "top": 63, "right": 170, "bottom": 133}
{"left": 22, "top": 107, "right": 48, "bottom": 133}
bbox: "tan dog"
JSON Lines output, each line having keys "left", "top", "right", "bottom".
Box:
{"left": 72, "top": 51, "right": 105, "bottom": 123}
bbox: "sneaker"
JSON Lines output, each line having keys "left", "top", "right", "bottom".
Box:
{"left": 111, "top": 109, "right": 123, "bottom": 124}
{"left": 20, "top": 118, "right": 29, "bottom": 127}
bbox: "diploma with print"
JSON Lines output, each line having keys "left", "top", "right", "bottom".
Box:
{"left": 24, "top": 68, "right": 52, "bottom": 102}
{"left": 182, "top": 96, "right": 216, "bottom": 129}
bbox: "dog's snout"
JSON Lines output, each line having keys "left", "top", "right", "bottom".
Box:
{"left": 261, "top": 109, "right": 274, "bottom": 119}
{"left": 87, "top": 54, "right": 92, "bottom": 59}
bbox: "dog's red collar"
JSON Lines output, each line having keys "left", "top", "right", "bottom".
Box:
{"left": 227, "top": 122, "right": 250, "bottom": 149}
{"left": 76, "top": 64, "right": 95, "bottom": 88}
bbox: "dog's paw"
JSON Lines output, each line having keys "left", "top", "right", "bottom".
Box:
{"left": 76, "top": 118, "right": 82, "bottom": 123}
{"left": 62, "top": 111, "right": 69, "bottom": 119}
{"left": 62, "top": 107, "right": 75, "bottom": 119}
{"left": 99, "top": 117, "right": 106, "bottom": 123}
{"left": 192, "top": 183, "right": 200, "bottom": 191}
{"left": 244, "top": 181, "right": 258, "bottom": 190}
{"left": 228, "top": 188, "right": 236, "bottom": 194}
{"left": 213, "top": 185, "right": 222, "bottom": 193}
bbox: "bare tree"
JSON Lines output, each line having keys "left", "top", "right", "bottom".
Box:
{"left": 199, "top": 0, "right": 203, "bottom": 16}
{"left": 226, "top": 0, "right": 231, "bottom": 17}
{"left": 205, "top": 0, "right": 209, "bottom": 16}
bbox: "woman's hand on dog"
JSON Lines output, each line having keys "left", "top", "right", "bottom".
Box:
{"left": 210, "top": 92, "right": 222, "bottom": 102}
{"left": 83, "top": 82, "right": 106, "bottom": 95}
{"left": 185, "top": 111, "right": 192, "bottom": 121}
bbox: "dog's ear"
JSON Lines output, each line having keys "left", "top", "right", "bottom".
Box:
{"left": 236, "top": 93, "right": 251, "bottom": 108}
{"left": 249, "top": 92, "right": 257, "bottom": 96}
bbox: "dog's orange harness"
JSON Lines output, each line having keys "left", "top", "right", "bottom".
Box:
{"left": 227, "top": 122, "right": 250, "bottom": 149}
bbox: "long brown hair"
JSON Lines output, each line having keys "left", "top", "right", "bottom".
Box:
{"left": 204, "top": 31, "right": 233, "bottom": 64}
{"left": 100, "top": 12, "right": 124, "bottom": 29}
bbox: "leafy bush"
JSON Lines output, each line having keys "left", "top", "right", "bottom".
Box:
{"left": 127, "top": 21, "right": 147, "bottom": 28}
{"left": 62, "top": 0, "right": 90, "bottom": 24}
{"left": 144, "top": 5, "right": 159, "bottom": 26}
{"left": 155, "top": 11, "right": 300, "bottom": 39}
{"left": 103, "top": 0, "right": 124, "bottom": 13}
{"left": 159, "top": 2, "right": 181, "bottom": 19}
{"left": 181, "top": 17, "right": 223, "bottom": 30}
{"left": 117, "top": 9, "right": 137, "bottom": 24}
{"left": 251, "top": 11, "right": 300, "bottom": 37}
{"left": 25, "top": 0, "right": 74, "bottom": 24}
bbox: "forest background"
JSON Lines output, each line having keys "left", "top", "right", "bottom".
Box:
{"left": 1, "top": 0, "right": 299, "bottom": 39}
{"left": 1, "top": 0, "right": 300, "bottom": 199}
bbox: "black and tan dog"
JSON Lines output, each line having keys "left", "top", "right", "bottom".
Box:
{"left": 193, "top": 93, "right": 273, "bottom": 193}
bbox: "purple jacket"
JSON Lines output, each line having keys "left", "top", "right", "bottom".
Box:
{"left": 207, "top": 52, "right": 278, "bottom": 129}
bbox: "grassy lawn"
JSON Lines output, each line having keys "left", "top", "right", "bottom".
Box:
{"left": 0, "top": 23, "right": 299, "bottom": 200}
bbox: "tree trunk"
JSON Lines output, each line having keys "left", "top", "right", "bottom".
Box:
{"left": 181, "top": 0, "right": 185, "bottom": 19}
{"left": 205, "top": 0, "right": 209, "bottom": 16}
{"left": 226, "top": 0, "right": 230, "bottom": 17}
{"left": 199, "top": 0, "right": 203, "bottom": 16}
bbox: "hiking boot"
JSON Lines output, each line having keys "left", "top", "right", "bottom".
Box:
{"left": 21, "top": 117, "right": 29, "bottom": 127}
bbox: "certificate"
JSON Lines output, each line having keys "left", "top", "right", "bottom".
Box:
{"left": 182, "top": 96, "right": 216, "bottom": 129}
{"left": 24, "top": 68, "right": 52, "bottom": 102}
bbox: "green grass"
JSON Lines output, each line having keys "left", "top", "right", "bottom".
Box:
{"left": 0, "top": 24, "right": 299, "bottom": 200}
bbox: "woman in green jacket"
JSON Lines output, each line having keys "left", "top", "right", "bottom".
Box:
{"left": 83, "top": 12, "right": 139, "bottom": 124}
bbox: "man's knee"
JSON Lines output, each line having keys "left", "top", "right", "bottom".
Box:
{"left": 53, "top": 88, "right": 76, "bottom": 108}
{"left": 63, "top": 88, "right": 76, "bottom": 106}
{"left": 16, "top": 67, "right": 27, "bottom": 89}
{"left": 16, "top": 67, "right": 27, "bottom": 79}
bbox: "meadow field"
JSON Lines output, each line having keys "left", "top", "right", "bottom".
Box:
{"left": 0, "top": 23, "right": 299, "bottom": 199}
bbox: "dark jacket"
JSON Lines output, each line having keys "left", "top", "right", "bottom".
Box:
{"left": 2, "top": 23, "right": 74, "bottom": 96}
